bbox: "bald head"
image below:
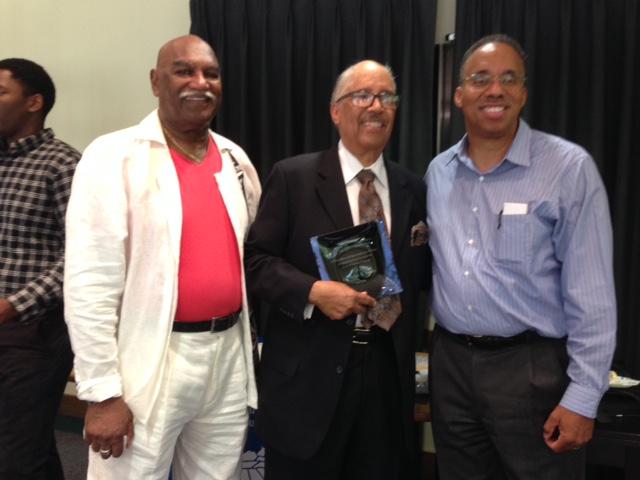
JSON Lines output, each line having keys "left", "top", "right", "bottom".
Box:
{"left": 331, "top": 60, "right": 396, "bottom": 104}
{"left": 150, "top": 35, "right": 222, "bottom": 133}
{"left": 155, "top": 35, "right": 216, "bottom": 70}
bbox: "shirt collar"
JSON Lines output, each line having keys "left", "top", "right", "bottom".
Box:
{"left": 0, "top": 128, "right": 54, "bottom": 157}
{"left": 140, "top": 109, "right": 214, "bottom": 147}
{"left": 139, "top": 109, "right": 170, "bottom": 144}
{"left": 337, "top": 140, "right": 388, "bottom": 189}
{"left": 447, "top": 118, "right": 532, "bottom": 170}
{"left": 503, "top": 119, "right": 531, "bottom": 167}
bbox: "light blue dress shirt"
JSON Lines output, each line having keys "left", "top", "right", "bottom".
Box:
{"left": 426, "top": 119, "right": 616, "bottom": 418}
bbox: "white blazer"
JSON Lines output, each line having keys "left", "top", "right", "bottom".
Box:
{"left": 64, "top": 110, "right": 260, "bottom": 422}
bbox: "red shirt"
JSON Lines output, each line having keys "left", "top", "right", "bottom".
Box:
{"left": 169, "top": 138, "right": 242, "bottom": 322}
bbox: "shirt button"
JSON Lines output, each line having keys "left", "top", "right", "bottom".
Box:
{"left": 336, "top": 365, "right": 344, "bottom": 375}
{"left": 472, "top": 206, "right": 478, "bottom": 213}
{"left": 468, "top": 239, "right": 475, "bottom": 246}
{"left": 467, "top": 305, "right": 473, "bottom": 312}
{"left": 464, "top": 270, "right": 470, "bottom": 277}
{"left": 479, "top": 176, "right": 485, "bottom": 182}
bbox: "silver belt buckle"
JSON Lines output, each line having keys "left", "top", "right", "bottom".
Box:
{"left": 352, "top": 327, "right": 371, "bottom": 344}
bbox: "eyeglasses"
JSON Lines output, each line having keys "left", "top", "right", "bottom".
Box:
{"left": 462, "top": 72, "right": 526, "bottom": 89}
{"left": 334, "top": 91, "right": 400, "bottom": 108}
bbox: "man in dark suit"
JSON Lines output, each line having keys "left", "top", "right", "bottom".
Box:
{"left": 245, "top": 60, "right": 429, "bottom": 480}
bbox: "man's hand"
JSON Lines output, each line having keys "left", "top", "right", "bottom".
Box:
{"left": 0, "top": 298, "right": 18, "bottom": 325}
{"left": 84, "top": 397, "right": 134, "bottom": 459}
{"left": 543, "top": 404, "right": 594, "bottom": 453}
{"left": 308, "top": 280, "right": 376, "bottom": 320}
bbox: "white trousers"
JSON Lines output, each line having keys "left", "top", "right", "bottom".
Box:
{"left": 87, "top": 322, "right": 249, "bottom": 480}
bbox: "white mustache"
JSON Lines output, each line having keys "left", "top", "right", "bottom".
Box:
{"left": 179, "top": 91, "right": 216, "bottom": 100}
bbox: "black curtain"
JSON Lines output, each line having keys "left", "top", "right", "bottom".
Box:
{"left": 452, "top": 0, "right": 640, "bottom": 376}
{"left": 190, "top": 0, "right": 437, "bottom": 177}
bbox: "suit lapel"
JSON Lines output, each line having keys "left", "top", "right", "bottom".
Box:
{"left": 312, "top": 149, "right": 414, "bottom": 253}
{"left": 153, "top": 146, "right": 183, "bottom": 266}
{"left": 315, "top": 148, "right": 353, "bottom": 230}
{"left": 215, "top": 149, "right": 248, "bottom": 252}
{"left": 387, "top": 161, "right": 412, "bottom": 258}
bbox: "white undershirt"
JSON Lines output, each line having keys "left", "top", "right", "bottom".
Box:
{"left": 338, "top": 141, "right": 392, "bottom": 231}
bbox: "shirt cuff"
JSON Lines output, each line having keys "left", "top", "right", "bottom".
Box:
{"left": 76, "top": 375, "right": 123, "bottom": 403}
{"left": 6, "top": 290, "right": 33, "bottom": 315}
{"left": 303, "top": 303, "right": 314, "bottom": 320}
{"left": 559, "top": 381, "right": 604, "bottom": 419}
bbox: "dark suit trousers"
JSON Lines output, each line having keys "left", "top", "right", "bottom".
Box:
{"left": 0, "top": 309, "right": 73, "bottom": 480}
{"left": 430, "top": 325, "right": 585, "bottom": 480}
{"left": 265, "top": 332, "right": 404, "bottom": 480}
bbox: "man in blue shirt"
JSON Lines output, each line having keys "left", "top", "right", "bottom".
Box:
{"left": 426, "top": 34, "right": 616, "bottom": 479}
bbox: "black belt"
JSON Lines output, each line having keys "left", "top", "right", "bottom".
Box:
{"left": 436, "top": 324, "right": 543, "bottom": 349}
{"left": 172, "top": 312, "right": 240, "bottom": 333}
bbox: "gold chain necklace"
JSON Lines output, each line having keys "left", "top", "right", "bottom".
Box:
{"left": 162, "top": 125, "right": 209, "bottom": 164}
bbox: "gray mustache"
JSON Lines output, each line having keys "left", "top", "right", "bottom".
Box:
{"left": 179, "top": 91, "right": 215, "bottom": 100}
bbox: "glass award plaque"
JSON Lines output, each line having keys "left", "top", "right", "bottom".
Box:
{"left": 310, "top": 221, "right": 403, "bottom": 298}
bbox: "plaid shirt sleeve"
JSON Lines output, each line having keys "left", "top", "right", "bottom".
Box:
{"left": 2, "top": 132, "right": 80, "bottom": 322}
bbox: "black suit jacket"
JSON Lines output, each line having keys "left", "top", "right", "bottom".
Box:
{"left": 245, "top": 147, "right": 429, "bottom": 460}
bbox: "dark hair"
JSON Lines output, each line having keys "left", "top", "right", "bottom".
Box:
{"left": 459, "top": 34, "right": 527, "bottom": 83}
{"left": 0, "top": 58, "right": 56, "bottom": 118}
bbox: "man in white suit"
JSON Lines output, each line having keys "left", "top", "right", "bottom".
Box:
{"left": 64, "top": 35, "right": 261, "bottom": 480}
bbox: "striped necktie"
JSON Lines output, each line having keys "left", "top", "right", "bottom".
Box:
{"left": 356, "top": 169, "right": 401, "bottom": 331}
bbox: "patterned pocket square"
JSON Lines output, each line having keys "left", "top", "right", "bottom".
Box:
{"left": 410, "top": 221, "right": 429, "bottom": 247}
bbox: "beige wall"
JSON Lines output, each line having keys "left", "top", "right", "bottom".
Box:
{"left": 0, "top": 0, "right": 190, "bottom": 151}
{"left": 435, "top": 0, "right": 456, "bottom": 44}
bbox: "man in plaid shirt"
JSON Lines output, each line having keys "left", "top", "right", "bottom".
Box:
{"left": 0, "top": 58, "right": 80, "bottom": 480}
